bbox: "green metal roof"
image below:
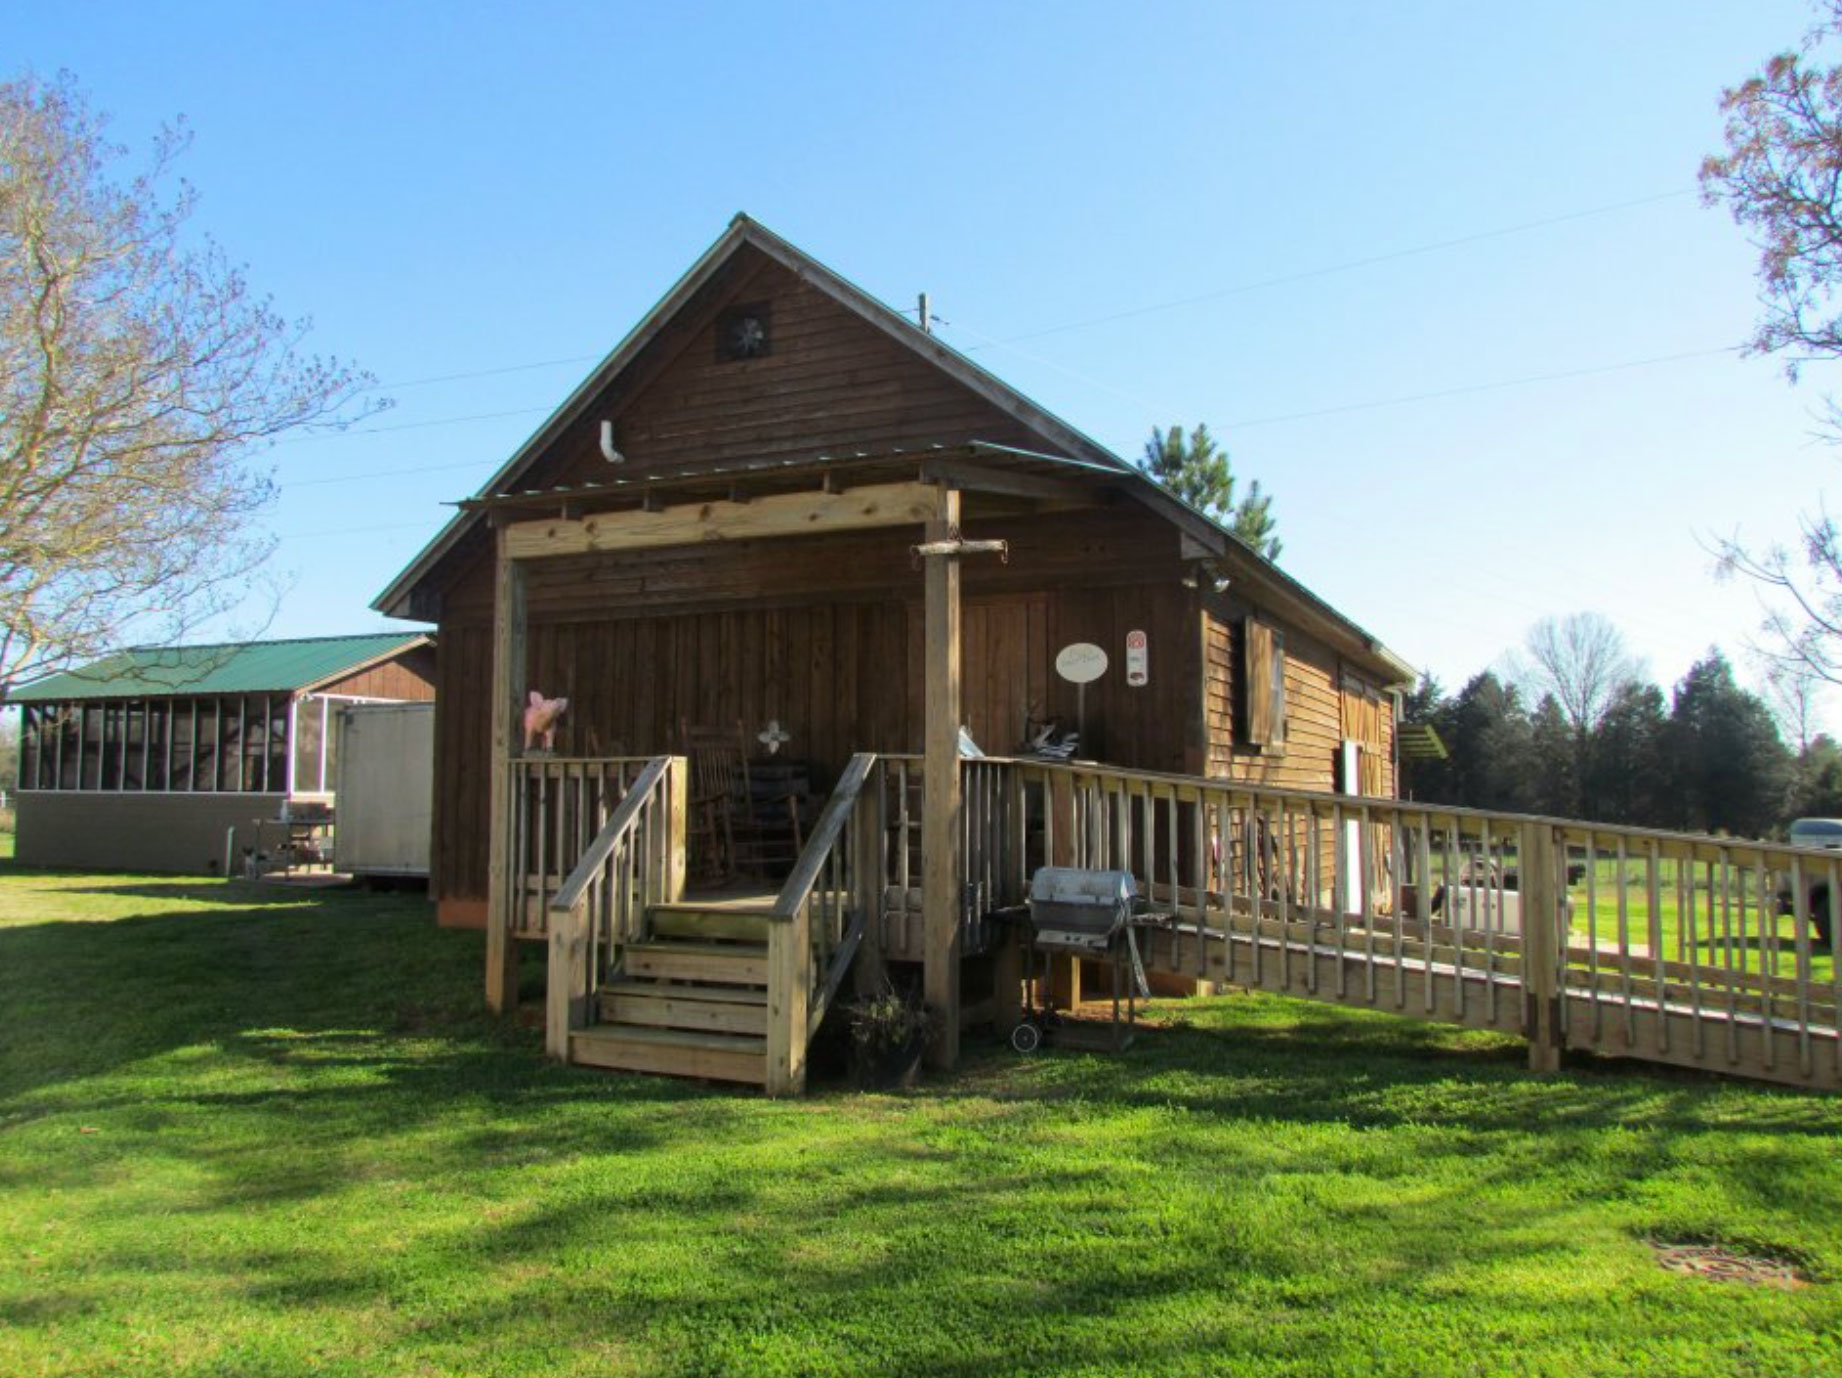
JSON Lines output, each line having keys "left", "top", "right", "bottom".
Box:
{"left": 8, "top": 634, "right": 429, "bottom": 704}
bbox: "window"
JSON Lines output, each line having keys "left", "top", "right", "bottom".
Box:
{"left": 242, "top": 697, "right": 268, "bottom": 792}
{"left": 293, "top": 696, "right": 326, "bottom": 794}
{"left": 123, "top": 704, "right": 145, "bottom": 790}
{"left": 18, "top": 693, "right": 295, "bottom": 793}
{"left": 81, "top": 707, "right": 103, "bottom": 790}
{"left": 18, "top": 707, "right": 38, "bottom": 790}
{"left": 196, "top": 701, "right": 219, "bottom": 791}
{"left": 1243, "top": 617, "right": 1287, "bottom": 752}
{"left": 268, "top": 699, "right": 289, "bottom": 794}
{"left": 169, "top": 703, "right": 195, "bottom": 792}
{"left": 145, "top": 704, "right": 168, "bottom": 790}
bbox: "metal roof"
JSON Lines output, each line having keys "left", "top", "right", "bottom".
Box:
{"left": 8, "top": 634, "right": 431, "bottom": 703}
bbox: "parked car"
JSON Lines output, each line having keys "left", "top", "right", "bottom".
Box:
{"left": 1776, "top": 818, "right": 1842, "bottom": 947}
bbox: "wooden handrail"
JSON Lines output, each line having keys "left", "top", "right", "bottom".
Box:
{"left": 770, "top": 752, "right": 877, "bottom": 918}
{"left": 763, "top": 752, "right": 884, "bottom": 1094}
{"left": 1009, "top": 756, "right": 1830, "bottom": 863}
{"left": 549, "top": 755, "right": 671, "bottom": 917}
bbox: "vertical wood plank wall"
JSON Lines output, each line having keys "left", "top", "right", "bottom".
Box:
{"left": 430, "top": 520, "right": 1397, "bottom": 916}
{"left": 314, "top": 647, "right": 437, "bottom": 701}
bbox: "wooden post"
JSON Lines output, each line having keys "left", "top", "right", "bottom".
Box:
{"left": 1522, "top": 821, "right": 1563, "bottom": 1074}
{"left": 993, "top": 767, "right": 1027, "bottom": 1030}
{"left": 923, "top": 487, "right": 964, "bottom": 1069}
{"left": 486, "top": 527, "right": 527, "bottom": 1014}
{"left": 665, "top": 754, "right": 689, "bottom": 904}
{"left": 1185, "top": 595, "right": 1210, "bottom": 777}
{"left": 546, "top": 899, "right": 589, "bottom": 1061}
{"left": 766, "top": 908, "right": 811, "bottom": 1095}
{"left": 1046, "top": 770, "right": 1082, "bottom": 1009}
{"left": 852, "top": 778, "right": 888, "bottom": 995}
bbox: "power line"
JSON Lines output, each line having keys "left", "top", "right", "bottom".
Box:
{"left": 1222, "top": 346, "right": 1740, "bottom": 430}
{"left": 272, "top": 403, "right": 553, "bottom": 449}
{"left": 274, "top": 519, "right": 436, "bottom": 541}
{"left": 366, "top": 352, "right": 603, "bottom": 393}
{"left": 965, "top": 188, "right": 1696, "bottom": 349}
{"left": 282, "top": 456, "right": 492, "bottom": 489}
{"left": 316, "top": 187, "right": 1694, "bottom": 418}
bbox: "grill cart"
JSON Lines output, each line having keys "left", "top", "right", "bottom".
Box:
{"left": 1011, "top": 866, "right": 1154, "bottom": 1054}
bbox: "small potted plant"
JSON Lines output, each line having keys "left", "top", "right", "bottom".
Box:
{"left": 845, "top": 984, "right": 932, "bottom": 1090}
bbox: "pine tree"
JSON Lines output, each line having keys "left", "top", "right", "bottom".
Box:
{"left": 1140, "top": 424, "right": 1282, "bottom": 560}
{"left": 1666, "top": 651, "right": 1792, "bottom": 836}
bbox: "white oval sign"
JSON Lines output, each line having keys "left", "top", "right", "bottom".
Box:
{"left": 1054, "top": 642, "right": 1109, "bottom": 685}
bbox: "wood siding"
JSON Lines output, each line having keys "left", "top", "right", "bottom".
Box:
{"left": 315, "top": 646, "right": 436, "bottom": 701}
{"left": 539, "top": 250, "right": 1042, "bottom": 488}
{"left": 430, "top": 512, "right": 1202, "bottom": 906}
{"left": 1203, "top": 609, "right": 1396, "bottom": 797}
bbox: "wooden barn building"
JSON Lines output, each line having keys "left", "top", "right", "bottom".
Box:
{"left": 375, "top": 216, "right": 1417, "bottom": 1086}
{"left": 10, "top": 634, "right": 434, "bottom": 873}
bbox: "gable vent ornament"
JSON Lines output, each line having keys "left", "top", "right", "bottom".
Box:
{"left": 718, "top": 302, "right": 771, "bottom": 361}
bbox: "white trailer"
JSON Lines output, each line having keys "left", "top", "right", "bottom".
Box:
{"left": 333, "top": 702, "right": 433, "bottom": 880}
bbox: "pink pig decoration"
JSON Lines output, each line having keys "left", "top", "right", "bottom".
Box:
{"left": 523, "top": 691, "right": 569, "bottom": 752}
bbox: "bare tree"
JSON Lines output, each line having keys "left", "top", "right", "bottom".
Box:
{"left": 0, "top": 72, "right": 381, "bottom": 697}
{"left": 1712, "top": 504, "right": 1842, "bottom": 685}
{"left": 1761, "top": 656, "right": 1827, "bottom": 753}
{"left": 1509, "top": 613, "right": 1643, "bottom": 735}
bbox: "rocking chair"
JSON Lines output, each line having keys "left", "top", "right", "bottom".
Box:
{"left": 680, "top": 720, "right": 808, "bottom": 884}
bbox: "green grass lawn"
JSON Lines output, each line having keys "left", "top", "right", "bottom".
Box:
{"left": 2, "top": 863, "right": 1840, "bottom": 1377}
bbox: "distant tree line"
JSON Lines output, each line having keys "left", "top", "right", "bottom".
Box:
{"left": 1402, "top": 616, "right": 1842, "bottom": 839}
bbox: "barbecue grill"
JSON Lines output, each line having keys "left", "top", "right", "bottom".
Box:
{"left": 1012, "top": 866, "right": 1148, "bottom": 1053}
{"left": 1027, "top": 866, "right": 1136, "bottom": 951}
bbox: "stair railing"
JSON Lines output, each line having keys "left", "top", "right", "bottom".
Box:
{"left": 763, "top": 752, "right": 884, "bottom": 1094}
{"left": 545, "top": 755, "right": 685, "bottom": 1060}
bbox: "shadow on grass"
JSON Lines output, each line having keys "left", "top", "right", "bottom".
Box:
{"left": 59, "top": 879, "right": 343, "bottom": 906}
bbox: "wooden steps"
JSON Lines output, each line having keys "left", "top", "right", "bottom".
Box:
{"left": 623, "top": 939, "right": 769, "bottom": 986}
{"left": 569, "top": 1024, "right": 767, "bottom": 1083}
{"left": 647, "top": 903, "right": 773, "bottom": 944}
{"left": 598, "top": 978, "right": 769, "bottom": 1036}
{"left": 569, "top": 901, "right": 775, "bottom": 1087}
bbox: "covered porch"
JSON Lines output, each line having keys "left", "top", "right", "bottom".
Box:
{"left": 477, "top": 450, "right": 1156, "bottom": 1082}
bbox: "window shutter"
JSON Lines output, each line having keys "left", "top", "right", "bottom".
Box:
{"left": 1243, "top": 617, "right": 1287, "bottom": 751}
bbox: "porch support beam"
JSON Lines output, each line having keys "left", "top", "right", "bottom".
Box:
{"left": 923, "top": 486, "right": 963, "bottom": 1070}
{"left": 503, "top": 481, "right": 938, "bottom": 559}
{"left": 486, "top": 527, "right": 526, "bottom": 1014}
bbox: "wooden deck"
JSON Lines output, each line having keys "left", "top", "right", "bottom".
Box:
{"left": 499, "top": 753, "right": 1840, "bottom": 1094}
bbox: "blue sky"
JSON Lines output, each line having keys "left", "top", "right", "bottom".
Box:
{"left": 11, "top": 0, "right": 1834, "bottom": 717}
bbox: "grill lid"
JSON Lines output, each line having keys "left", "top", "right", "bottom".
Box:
{"left": 1030, "top": 866, "right": 1135, "bottom": 907}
